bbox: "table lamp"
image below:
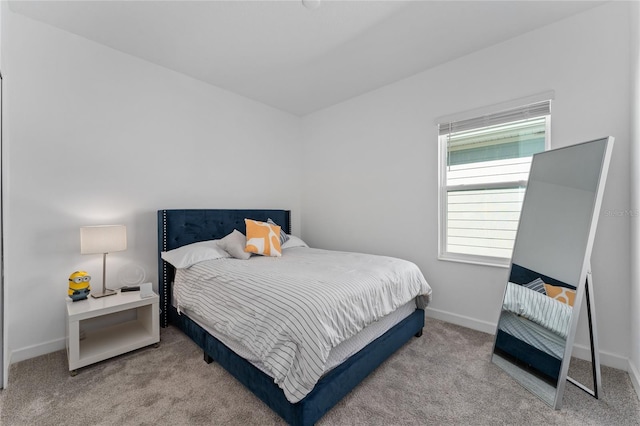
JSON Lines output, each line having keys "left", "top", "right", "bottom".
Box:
{"left": 80, "top": 225, "right": 127, "bottom": 298}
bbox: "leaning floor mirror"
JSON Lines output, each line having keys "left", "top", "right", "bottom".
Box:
{"left": 491, "top": 137, "right": 614, "bottom": 409}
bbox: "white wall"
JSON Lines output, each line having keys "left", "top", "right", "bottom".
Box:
{"left": 2, "top": 9, "right": 302, "bottom": 378}
{"left": 629, "top": 0, "right": 640, "bottom": 399}
{"left": 302, "top": 2, "right": 632, "bottom": 369}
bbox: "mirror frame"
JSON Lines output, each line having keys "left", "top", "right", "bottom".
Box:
{"left": 491, "top": 137, "right": 614, "bottom": 409}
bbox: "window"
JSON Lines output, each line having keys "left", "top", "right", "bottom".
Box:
{"left": 438, "top": 100, "right": 550, "bottom": 266}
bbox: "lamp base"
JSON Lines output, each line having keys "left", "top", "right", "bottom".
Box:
{"left": 91, "top": 289, "right": 117, "bottom": 298}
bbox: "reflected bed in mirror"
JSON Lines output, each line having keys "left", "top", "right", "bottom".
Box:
{"left": 493, "top": 264, "right": 576, "bottom": 405}
{"left": 491, "top": 137, "right": 613, "bottom": 409}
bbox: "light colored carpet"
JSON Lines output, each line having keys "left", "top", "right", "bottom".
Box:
{"left": 1, "top": 318, "right": 638, "bottom": 425}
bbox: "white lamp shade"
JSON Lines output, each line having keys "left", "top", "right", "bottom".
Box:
{"left": 80, "top": 225, "right": 127, "bottom": 254}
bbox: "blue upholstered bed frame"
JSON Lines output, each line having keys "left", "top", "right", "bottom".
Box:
{"left": 157, "top": 209, "right": 425, "bottom": 426}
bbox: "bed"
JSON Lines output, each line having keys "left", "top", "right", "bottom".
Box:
{"left": 157, "top": 209, "right": 431, "bottom": 425}
{"left": 494, "top": 264, "right": 576, "bottom": 383}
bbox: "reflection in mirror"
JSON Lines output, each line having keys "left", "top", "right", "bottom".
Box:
{"left": 493, "top": 265, "right": 575, "bottom": 405}
{"left": 491, "top": 137, "right": 613, "bottom": 409}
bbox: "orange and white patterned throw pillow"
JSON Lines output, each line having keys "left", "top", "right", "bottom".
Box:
{"left": 544, "top": 284, "right": 576, "bottom": 307}
{"left": 244, "top": 219, "right": 282, "bottom": 257}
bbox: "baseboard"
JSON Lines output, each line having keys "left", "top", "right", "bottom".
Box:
{"left": 425, "top": 307, "right": 496, "bottom": 335}
{"left": 9, "top": 337, "right": 66, "bottom": 365}
{"left": 629, "top": 359, "right": 640, "bottom": 401}
{"left": 570, "top": 342, "right": 629, "bottom": 371}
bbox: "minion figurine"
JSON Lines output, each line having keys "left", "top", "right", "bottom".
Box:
{"left": 68, "top": 271, "right": 91, "bottom": 301}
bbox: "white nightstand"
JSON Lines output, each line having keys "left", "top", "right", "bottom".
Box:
{"left": 66, "top": 290, "right": 160, "bottom": 375}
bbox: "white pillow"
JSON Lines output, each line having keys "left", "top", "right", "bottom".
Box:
{"left": 161, "top": 239, "right": 230, "bottom": 269}
{"left": 217, "top": 229, "right": 252, "bottom": 260}
{"left": 281, "top": 235, "right": 309, "bottom": 249}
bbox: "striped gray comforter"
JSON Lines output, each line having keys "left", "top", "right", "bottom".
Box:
{"left": 174, "top": 247, "right": 432, "bottom": 403}
{"left": 502, "top": 282, "right": 572, "bottom": 339}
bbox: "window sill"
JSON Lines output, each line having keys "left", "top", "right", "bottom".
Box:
{"left": 438, "top": 254, "right": 510, "bottom": 269}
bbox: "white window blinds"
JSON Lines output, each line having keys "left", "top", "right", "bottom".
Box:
{"left": 438, "top": 101, "right": 551, "bottom": 136}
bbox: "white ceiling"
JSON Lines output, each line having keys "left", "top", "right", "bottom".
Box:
{"left": 10, "top": 0, "right": 605, "bottom": 116}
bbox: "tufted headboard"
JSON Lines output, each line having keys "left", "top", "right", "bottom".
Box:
{"left": 157, "top": 209, "right": 291, "bottom": 327}
{"left": 509, "top": 263, "right": 576, "bottom": 290}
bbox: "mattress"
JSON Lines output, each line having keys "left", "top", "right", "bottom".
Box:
{"left": 497, "top": 310, "right": 565, "bottom": 360}
{"left": 181, "top": 301, "right": 416, "bottom": 377}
